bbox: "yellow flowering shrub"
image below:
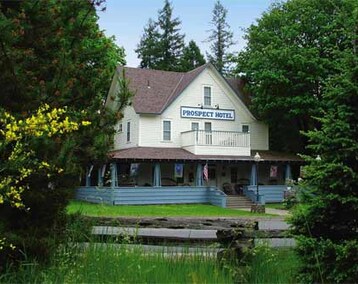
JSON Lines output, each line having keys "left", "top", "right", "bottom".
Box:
{"left": 0, "top": 104, "right": 91, "bottom": 208}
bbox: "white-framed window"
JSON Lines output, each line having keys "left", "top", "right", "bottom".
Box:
{"left": 203, "top": 86, "right": 212, "bottom": 106}
{"left": 163, "top": 120, "right": 171, "bottom": 141}
{"left": 117, "top": 123, "right": 123, "bottom": 133}
{"left": 242, "top": 124, "right": 250, "bottom": 133}
{"left": 126, "top": 121, "right": 131, "bottom": 142}
{"left": 191, "top": 122, "right": 199, "bottom": 131}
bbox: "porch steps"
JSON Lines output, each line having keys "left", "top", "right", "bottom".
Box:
{"left": 226, "top": 195, "right": 254, "bottom": 209}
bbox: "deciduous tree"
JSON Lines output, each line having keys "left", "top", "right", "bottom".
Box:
{"left": 235, "top": 0, "right": 355, "bottom": 153}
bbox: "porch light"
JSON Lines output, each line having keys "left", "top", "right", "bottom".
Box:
{"left": 254, "top": 152, "right": 261, "bottom": 204}
{"left": 254, "top": 152, "right": 261, "bottom": 162}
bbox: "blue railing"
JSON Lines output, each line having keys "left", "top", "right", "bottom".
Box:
{"left": 244, "top": 185, "right": 287, "bottom": 204}
{"left": 76, "top": 186, "right": 227, "bottom": 208}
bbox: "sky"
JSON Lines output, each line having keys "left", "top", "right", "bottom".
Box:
{"left": 97, "top": 0, "right": 277, "bottom": 67}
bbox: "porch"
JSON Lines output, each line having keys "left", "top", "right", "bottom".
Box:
{"left": 78, "top": 149, "right": 302, "bottom": 207}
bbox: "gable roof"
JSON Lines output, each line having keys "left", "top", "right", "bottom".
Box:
{"left": 115, "top": 63, "right": 249, "bottom": 115}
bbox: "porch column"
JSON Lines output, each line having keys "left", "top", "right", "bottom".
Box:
{"left": 153, "top": 163, "right": 161, "bottom": 187}
{"left": 110, "top": 162, "right": 118, "bottom": 188}
{"left": 86, "top": 165, "right": 93, "bottom": 187}
{"left": 97, "top": 167, "right": 103, "bottom": 187}
{"left": 285, "top": 164, "right": 292, "bottom": 181}
{"left": 250, "top": 164, "right": 257, "bottom": 185}
{"left": 195, "top": 163, "right": 203, "bottom": 186}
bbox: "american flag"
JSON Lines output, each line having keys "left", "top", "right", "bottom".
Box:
{"left": 203, "top": 163, "right": 209, "bottom": 181}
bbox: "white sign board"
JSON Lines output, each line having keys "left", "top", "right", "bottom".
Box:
{"left": 181, "top": 106, "right": 235, "bottom": 121}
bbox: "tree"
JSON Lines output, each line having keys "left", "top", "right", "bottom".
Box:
{"left": 135, "top": 18, "right": 161, "bottom": 69}
{"left": 156, "top": 0, "right": 185, "bottom": 71}
{"left": 136, "top": 0, "right": 185, "bottom": 71}
{"left": 206, "top": 0, "right": 234, "bottom": 74}
{"left": 290, "top": 46, "right": 358, "bottom": 282}
{"left": 0, "top": 0, "right": 129, "bottom": 265}
{"left": 178, "top": 40, "right": 206, "bottom": 72}
{"left": 235, "top": 0, "right": 356, "bottom": 153}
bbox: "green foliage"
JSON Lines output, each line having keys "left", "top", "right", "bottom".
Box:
{"left": 290, "top": 10, "right": 358, "bottom": 281}
{"left": 235, "top": 0, "right": 357, "bottom": 153}
{"left": 294, "top": 238, "right": 358, "bottom": 283}
{"left": 135, "top": 18, "right": 161, "bottom": 69}
{"left": 240, "top": 246, "right": 300, "bottom": 283}
{"left": 0, "top": 0, "right": 129, "bottom": 267}
{"left": 206, "top": 0, "right": 235, "bottom": 75}
{"left": 178, "top": 40, "right": 206, "bottom": 72}
{"left": 135, "top": 0, "right": 185, "bottom": 71}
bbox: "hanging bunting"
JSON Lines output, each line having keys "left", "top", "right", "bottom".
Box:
{"left": 174, "top": 163, "right": 184, "bottom": 178}
{"left": 130, "top": 163, "right": 139, "bottom": 177}
{"left": 270, "top": 165, "right": 278, "bottom": 178}
{"left": 203, "top": 163, "right": 209, "bottom": 181}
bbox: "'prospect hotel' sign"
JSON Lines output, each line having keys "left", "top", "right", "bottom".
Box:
{"left": 181, "top": 106, "right": 235, "bottom": 121}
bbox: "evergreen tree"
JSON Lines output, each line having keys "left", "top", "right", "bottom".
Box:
{"left": 178, "top": 40, "right": 206, "bottom": 72}
{"left": 135, "top": 18, "right": 161, "bottom": 69}
{"left": 206, "top": 0, "right": 234, "bottom": 74}
{"left": 290, "top": 48, "right": 358, "bottom": 283}
{"left": 136, "top": 0, "right": 185, "bottom": 71}
{"left": 289, "top": 2, "right": 358, "bottom": 279}
{"left": 156, "top": 0, "right": 185, "bottom": 71}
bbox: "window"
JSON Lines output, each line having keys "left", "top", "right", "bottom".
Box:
{"left": 117, "top": 123, "right": 123, "bottom": 133}
{"left": 163, "top": 120, "right": 171, "bottom": 141}
{"left": 203, "top": 86, "right": 211, "bottom": 106}
{"left": 191, "top": 122, "right": 199, "bottom": 131}
{"left": 126, "top": 121, "right": 131, "bottom": 142}
{"left": 242, "top": 125, "right": 249, "bottom": 133}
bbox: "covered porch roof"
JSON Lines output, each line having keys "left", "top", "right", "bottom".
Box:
{"left": 108, "top": 147, "right": 303, "bottom": 163}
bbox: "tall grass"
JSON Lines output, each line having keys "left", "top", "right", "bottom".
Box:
{"left": 241, "top": 245, "right": 300, "bottom": 284}
{"left": 0, "top": 244, "right": 233, "bottom": 283}
{"left": 0, "top": 215, "right": 299, "bottom": 283}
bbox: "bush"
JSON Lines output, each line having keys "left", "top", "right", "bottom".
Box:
{"left": 295, "top": 237, "right": 358, "bottom": 283}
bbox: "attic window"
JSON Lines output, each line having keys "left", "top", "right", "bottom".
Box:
{"left": 203, "top": 86, "right": 211, "bottom": 106}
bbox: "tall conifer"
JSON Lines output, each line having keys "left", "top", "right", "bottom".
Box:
{"left": 206, "top": 0, "right": 234, "bottom": 74}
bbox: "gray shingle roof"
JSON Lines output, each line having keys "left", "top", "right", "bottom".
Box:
{"left": 109, "top": 147, "right": 303, "bottom": 163}
{"left": 116, "top": 63, "right": 248, "bottom": 114}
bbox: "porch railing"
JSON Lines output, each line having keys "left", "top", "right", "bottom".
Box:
{"left": 181, "top": 130, "right": 250, "bottom": 148}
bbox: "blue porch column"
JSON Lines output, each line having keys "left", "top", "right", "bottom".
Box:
{"left": 195, "top": 163, "right": 203, "bottom": 186}
{"left": 250, "top": 164, "right": 257, "bottom": 185}
{"left": 285, "top": 164, "right": 292, "bottom": 181}
{"left": 97, "top": 167, "right": 103, "bottom": 187}
{"left": 85, "top": 165, "right": 93, "bottom": 186}
{"left": 110, "top": 162, "right": 118, "bottom": 188}
{"left": 153, "top": 163, "right": 161, "bottom": 187}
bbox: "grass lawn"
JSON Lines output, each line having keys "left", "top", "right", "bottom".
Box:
{"left": 67, "top": 200, "right": 276, "bottom": 217}
{"left": 265, "top": 202, "right": 287, "bottom": 210}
